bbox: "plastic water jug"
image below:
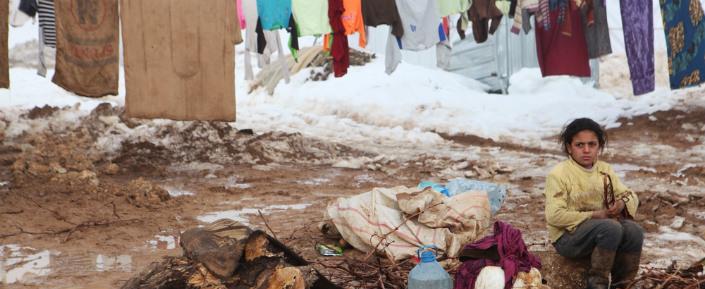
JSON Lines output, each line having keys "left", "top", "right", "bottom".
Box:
{"left": 408, "top": 246, "right": 453, "bottom": 289}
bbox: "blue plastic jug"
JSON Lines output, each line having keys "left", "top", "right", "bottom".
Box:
{"left": 408, "top": 246, "right": 453, "bottom": 289}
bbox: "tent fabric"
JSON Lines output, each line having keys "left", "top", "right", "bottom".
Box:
{"left": 121, "top": 0, "right": 237, "bottom": 121}
{"left": 52, "top": 0, "right": 119, "bottom": 97}
{"left": 326, "top": 186, "right": 491, "bottom": 260}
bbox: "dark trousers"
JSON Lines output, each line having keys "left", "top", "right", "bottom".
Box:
{"left": 553, "top": 219, "right": 644, "bottom": 258}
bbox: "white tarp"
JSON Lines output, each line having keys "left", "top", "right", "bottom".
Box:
{"left": 326, "top": 186, "right": 491, "bottom": 260}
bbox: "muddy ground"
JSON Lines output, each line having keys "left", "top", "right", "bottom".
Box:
{"left": 1, "top": 104, "right": 704, "bottom": 289}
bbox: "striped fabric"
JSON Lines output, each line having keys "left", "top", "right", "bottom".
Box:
{"left": 37, "top": 0, "right": 55, "bottom": 48}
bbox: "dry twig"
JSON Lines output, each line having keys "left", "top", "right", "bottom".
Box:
{"left": 257, "top": 209, "right": 278, "bottom": 240}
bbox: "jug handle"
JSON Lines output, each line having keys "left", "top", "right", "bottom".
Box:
{"left": 416, "top": 245, "right": 438, "bottom": 259}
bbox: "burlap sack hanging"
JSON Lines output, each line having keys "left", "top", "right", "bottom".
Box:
{"left": 52, "top": 0, "right": 120, "bottom": 97}
{"left": 120, "top": 0, "right": 237, "bottom": 121}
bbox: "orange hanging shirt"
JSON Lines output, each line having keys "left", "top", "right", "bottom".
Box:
{"left": 341, "top": 0, "right": 366, "bottom": 48}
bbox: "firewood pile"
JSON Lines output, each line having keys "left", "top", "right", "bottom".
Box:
{"left": 307, "top": 49, "right": 375, "bottom": 82}
{"left": 120, "top": 220, "right": 341, "bottom": 289}
{"left": 626, "top": 260, "right": 704, "bottom": 289}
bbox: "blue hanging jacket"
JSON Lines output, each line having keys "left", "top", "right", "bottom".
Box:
{"left": 257, "top": 0, "right": 292, "bottom": 30}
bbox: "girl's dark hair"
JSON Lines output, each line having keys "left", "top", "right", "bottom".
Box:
{"left": 559, "top": 118, "right": 607, "bottom": 154}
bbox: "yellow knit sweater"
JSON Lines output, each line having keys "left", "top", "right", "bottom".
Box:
{"left": 544, "top": 158, "right": 639, "bottom": 242}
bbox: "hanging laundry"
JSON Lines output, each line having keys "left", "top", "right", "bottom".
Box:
{"left": 0, "top": 0, "right": 8, "bottom": 88}
{"left": 292, "top": 0, "right": 331, "bottom": 36}
{"left": 386, "top": 0, "right": 443, "bottom": 74}
{"left": 437, "top": 16, "right": 452, "bottom": 70}
{"left": 37, "top": 0, "right": 55, "bottom": 48}
{"left": 18, "top": 0, "right": 37, "bottom": 17}
{"left": 454, "top": 221, "right": 542, "bottom": 289}
{"left": 508, "top": 0, "right": 518, "bottom": 17}
{"left": 466, "top": 0, "right": 503, "bottom": 43}
{"left": 13, "top": 0, "right": 34, "bottom": 27}
{"left": 121, "top": 0, "right": 238, "bottom": 121}
{"left": 437, "top": 0, "right": 471, "bottom": 17}
{"left": 660, "top": 0, "right": 705, "bottom": 90}
{"left": 510, "top": 0, "right": 538, "bottom": 34}
{"left": 581, "top": 0, "right": 611, "bottom": 59}
{"left": 255, "top": 0, "right": 296, "bottom": 83}
{"left": 438, "top": 0, "right": 471, "bottom": 33}
{"left": 329, "top": 0, "right": 350, "bottom": 77}
{"left": 361, "top": 0, "right": 404, "bottom": 38}
{"left": 243, "top": 0, "right": 277, "bottom": 80}
{"left": 52, "top": 0, "right": 119, "bottom": 97}
{"left": 395, "top": 0, "right": 443, "bottom": 50}
{"left": 360, "top": 0, "right": 403, "bottom": 75}
{"left": 496, "top": 0, "right": 512, "bottom": 15}
{"left": 256, "top": 0, "right": 291, "bottom": 30}
{"left": 534, "top": 0, "right": 590, "bottom": 77}
{"left": 342, "top": 0, "right": 366, "bottom": 47}
{"left": 233, "top": 0, "right": 243, "bottom": 45}
{"left": 237, "top": 0, "right": 246, "bottom": 28}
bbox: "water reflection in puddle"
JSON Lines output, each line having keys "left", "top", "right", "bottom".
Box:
{"left": 0, "top": 245, "right": 51, "bottom": 285}
{"left": 0, "top": 244, "right": 136, "bottom": 285}
{"left": 147, "top": 234, "right": 178, "bottom": 250}
{"left": 95, "top": 255, "right": 132, "bottom": 272}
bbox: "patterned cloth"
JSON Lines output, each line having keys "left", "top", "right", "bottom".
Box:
{"left": 621, "top": 0, "right": 654, "bottom": 95}
{"left": 661, "top": 0, "right": 705, "bottom": 90}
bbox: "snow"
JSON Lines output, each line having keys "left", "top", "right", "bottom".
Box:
{"left": 197, "top": 203, "right": 312, "bottom": 225}
{"left": 1, "top": 9, "right": 703, "bottom": 147}
{"left": 165, "top": 187, "right": 195, "bottom": 197}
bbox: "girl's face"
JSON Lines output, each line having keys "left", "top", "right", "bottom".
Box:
{"left": 567, "top": 130, "right": 600, "bottom": 169}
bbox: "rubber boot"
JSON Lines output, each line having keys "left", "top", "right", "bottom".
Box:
{"left": 610, "top": 251, "right": 641, "bottom": 289}
{"left": 587, "top": 247, "right": 616, "bottom": 289}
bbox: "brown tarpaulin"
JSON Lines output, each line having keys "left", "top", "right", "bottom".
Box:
{"left": 0, "top": 0, "right": 9, "bottom": 89}
{"left": 52, "top": 0, "right": 120, "bottom": 97}
{"left": 120, "top": 0, "right": 237, "bottom": 121}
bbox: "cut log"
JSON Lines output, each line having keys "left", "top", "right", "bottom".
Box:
{"left": 244, "top": 230, "right": 308, "bottom": 265}
{"left": 180, "top": 227, "right": 244, "bottom": 278}
{"left": 532, "top": 250, "right": 590, "bottom": 289}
